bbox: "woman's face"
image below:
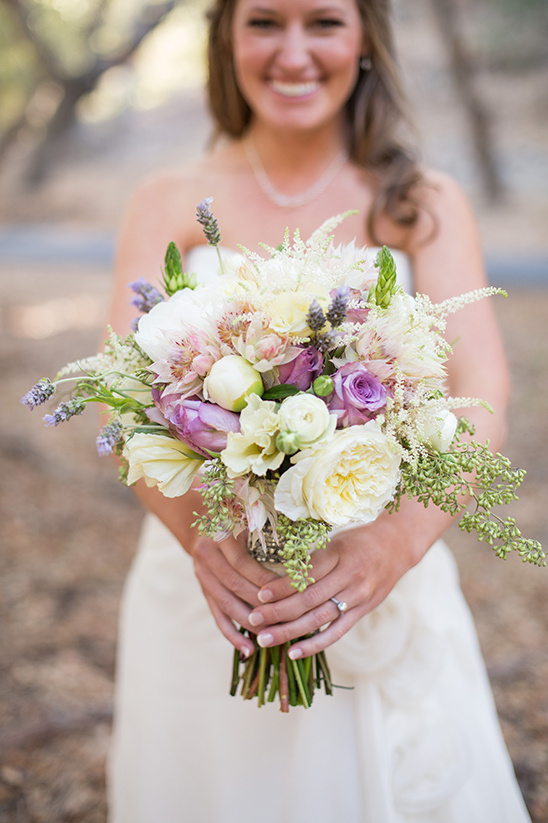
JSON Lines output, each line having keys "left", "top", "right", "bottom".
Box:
{"left": 231, "top": 0, "right": 365, "bottom": 135}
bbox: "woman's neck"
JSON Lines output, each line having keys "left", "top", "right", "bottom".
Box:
{"left": 244, "top": 120, "right": 349, "bottom": 196}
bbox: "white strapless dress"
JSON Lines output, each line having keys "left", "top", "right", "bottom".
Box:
{"left": 107, "top": 246, "right": 531, "bottom": 823}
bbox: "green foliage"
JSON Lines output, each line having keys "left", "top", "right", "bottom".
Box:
{"left": 162, "top": 241, "right": 197, "bottom": 296}
{"left": 276, "top": 514, "right": 332, "bottom": 591}
{"left": 390, "top": 418, "right": 545, "bottom": 567}
{"left": 371, "top": 246, "right": 397, "bottom": 309}
{"left": 193, "top": 458, "right": 240, "bottom": 540}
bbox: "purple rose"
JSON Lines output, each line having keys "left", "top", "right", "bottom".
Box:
{"left": 151, "top": 392, "right": 240, "bottom": 455}
{"left": 277, "top": 346, "right": 323, "bottom": 391}
{"left": 328, "top": 362, "right": 388, "bottom": 427}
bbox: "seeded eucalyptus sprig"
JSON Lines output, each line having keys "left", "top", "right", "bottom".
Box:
{"left": 162, "top": 242, "right": 197, "bottom": 296}
{"left": 371, "top": 246, "right": 398, "bottom": 309}
{"left": 276, "top": 515, "right": 332, "bottom": 591}
{"left": 389, "top": 418, "right": 545, "bottom": 566}
{"left": 193, "top": 458, "right": 242, "bottom": 539}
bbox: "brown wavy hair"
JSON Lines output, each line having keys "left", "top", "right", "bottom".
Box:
{"left": 206, "top": 0, "right": 423, "bottom": 242}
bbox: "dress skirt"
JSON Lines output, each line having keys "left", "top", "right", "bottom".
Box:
{"left": 107, "top": 514, "right": 531, "bottom": 823}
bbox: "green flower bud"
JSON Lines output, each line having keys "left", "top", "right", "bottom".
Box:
{"left": 313, "top": 376, "right": 334, "bottom": 396}
{"left": 276, "top": 430, "right": 301, "bottom": 455}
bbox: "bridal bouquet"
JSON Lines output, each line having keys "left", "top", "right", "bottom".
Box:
{"left": 22, "top": 200, "right": 544, "bottom": 711}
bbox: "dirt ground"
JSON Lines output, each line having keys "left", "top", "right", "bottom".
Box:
{"left": 1, "top": 3, "right": 548, "bottom": 819}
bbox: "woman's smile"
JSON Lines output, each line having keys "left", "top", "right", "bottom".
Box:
{"left": 268, "top": 79, "right": 321, "bottom": 98}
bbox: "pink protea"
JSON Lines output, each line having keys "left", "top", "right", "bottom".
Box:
{"left": 151, "top": 333, "right": 221, "bottom": 399}
{"left": 232, "top": 316, "right": 300, "bottom": 372}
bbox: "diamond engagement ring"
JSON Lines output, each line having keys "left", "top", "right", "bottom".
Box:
{"left": 330, "top": 597, "right": 348, "bottom": 615}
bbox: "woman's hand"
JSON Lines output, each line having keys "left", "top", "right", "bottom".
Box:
{"left": 245, "top": 515, "right": 428, "bottom": 660}
{"left": 192, "top": 533, "right": 281, "bottom": 658}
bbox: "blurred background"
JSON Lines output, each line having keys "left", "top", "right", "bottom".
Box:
{"left": 0, "top": 0, "right": 547, "bottom": 820}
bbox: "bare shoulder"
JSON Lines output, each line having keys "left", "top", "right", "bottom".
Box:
{"left": 121, "top": 148, "right": 238, "bottom": 243}
{"left": 407, "top": 167, "right": 478, "bottom": 252}
{"left": 404, "top": 168, "right": 488, "bottom": 299}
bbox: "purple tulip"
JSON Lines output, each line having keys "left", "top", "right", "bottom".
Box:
{"left": 152, "top": 392, "right": 240, "bottom": 455}
{"left": 328, "top": 362, "right": 388, "bottom": 427}
{"left": 277, "top": 346, "right": 323, "bottom": 391}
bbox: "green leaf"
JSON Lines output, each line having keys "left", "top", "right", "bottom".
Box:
{"left": 262, "top": 384, "right": 301, "bottom": 400}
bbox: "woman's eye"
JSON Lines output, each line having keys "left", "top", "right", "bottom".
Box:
{"left": 247, "top": 17, "right": 277, "bottom": 30}
{"left": 313, "top": 17, "right": 344, "bottom": 30}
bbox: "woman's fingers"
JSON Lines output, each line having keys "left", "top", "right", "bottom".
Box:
{"left": 256, "top": 547, "right": 339, "bottom": 605}
{"left": 204, "top": 593, "right": 255, "bottom": 657}
{"left": 219, "top": 537, "right": 280, "bottom": 590}
{"left": 250, "top": 569, "right": 346, "bottom": 628}
{"left": 193, "top": 537, "right": 277, "bottom": 607}
{"left": 287, "top": 612, "right": 357, "bottom": 659}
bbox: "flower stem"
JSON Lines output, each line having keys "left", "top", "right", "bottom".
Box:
{"left": 279, "top": 646, "right": 290, "bottom": 713}
{"left": 292, "top": 658, "right": 311, "bottom": 709}
{"left": 257, "top": 647, "right": 269, "bottom": 707}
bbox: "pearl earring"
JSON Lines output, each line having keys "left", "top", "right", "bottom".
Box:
{"left": 360, "top": 55, "right": 372, "bottom": 71}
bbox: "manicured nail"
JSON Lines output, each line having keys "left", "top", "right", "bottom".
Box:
{"left": 258, "top": 589, "right": 273, "bottom": 603}
{"left": 240, "top": 647, "right": 251, "bottom": 659}
{"left": 288, "top": 648, "right": 303, "bottom": 660}
{"left": 257, "top": 632, "right": 273, "bottom": 647}
{"left": 249, "top": 611, "right": 264, "bottom": 627}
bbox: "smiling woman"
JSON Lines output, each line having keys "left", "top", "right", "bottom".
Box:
{"left": 104, "top": 0, "right": 532, "bottom": 821}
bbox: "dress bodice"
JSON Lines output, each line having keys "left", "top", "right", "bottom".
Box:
{"left": 184, "top": 244, "right": 413, "bottom": 293}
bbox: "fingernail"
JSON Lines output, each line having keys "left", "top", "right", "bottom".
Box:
{"left": 258, "top": 589, "right": 273, "bottom": 603}
{"left": 288, "top": 648, "right": 303, "bottom": 660}
{"left": 249, "top": 611, "right": 264, "bottom": 627}
{"left": 240, "top": 647, "right": 251, "bottom": 659}
{"left": 257, "top": 632, "right": 273, "bottom": 647}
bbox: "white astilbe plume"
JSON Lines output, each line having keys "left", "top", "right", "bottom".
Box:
{"left": 56, "top": 328, "right": 151, "bottom": 390}
{"left": 231, "top": 212, "right": 375, "bottom": 296}
{"left": 414, "top": 287, "right": 507, "bottom": 335}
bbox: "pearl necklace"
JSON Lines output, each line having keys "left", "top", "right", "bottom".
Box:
{"left": 244, "top": 138, "right": 348, "bottom": 209}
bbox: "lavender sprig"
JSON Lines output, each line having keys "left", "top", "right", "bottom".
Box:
{"left": 326, "top": 285, "right": 349, "bottom": 327}
{"left": 96, "top": 419, "right": 123, "bottom": 456}
{"left": 196, "top": 197, "right": 224, "bottom": 273}
{"left": 43, "top": 398, "right": 86, "bottom": 427}
{"left": 21, "top": 378, "right": 55, "bottom": 410}
{"left": 130, "top": 278, "right": 163, "bottom": 314}
{"left": 307, "top": 300, "right": 326, "bottom": 332}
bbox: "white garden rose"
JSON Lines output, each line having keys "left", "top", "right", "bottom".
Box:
{"left": 222, "top": 393, "right": 284, "bottom": 477}
{"left": 265, "top": 289, "right": 329, "bottom": 338}
{"left": 278, "top": 394, "right": 336, "bottom": 447}
{"left": 203, "top": 355, "right": 264, "bottom": 412}
{"left": 274, "top": 420, "right": 402, "bottom": 528}
{"left": 124, "top": 433, "right": 203, "bottom": 498}
{"left": 135, "top": 285, "right": 222, "bottom": 362}
{"left": 422, "top": 409, "right": 458, "bottom": 452}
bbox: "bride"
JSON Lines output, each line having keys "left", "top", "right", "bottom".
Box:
{"left": 106, "top": 0, "right": 531, "bottom": 820}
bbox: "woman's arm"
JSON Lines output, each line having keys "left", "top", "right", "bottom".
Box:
{"left": 108, "top": 174, "right": 279, "bottom": 658}
{"left": 245, "top": 173, "right": 510, "bottom": 659}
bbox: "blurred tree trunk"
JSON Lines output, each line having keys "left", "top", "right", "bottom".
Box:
{"left": 427, "top": 0, "right": 505, "bottom": 201}
{"left": 1, "top": 0, "right": 179, "bottom": 186}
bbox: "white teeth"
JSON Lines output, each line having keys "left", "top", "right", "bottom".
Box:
{"left": 270, "top": 80, "right": 319, "bottom": 98}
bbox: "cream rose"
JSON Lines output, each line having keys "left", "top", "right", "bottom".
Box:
{"left": 124, "top": 433, "right": 203, "bottom": 498}
{"left": 221, "top": 394, "right": 284, "bottom": 477}
{"left": 278, "top": 393, "right": 336, "bottom": 447}
{"left": 266, "top": 290, "right": 328, "bottom": 338}
{"left": 274, "top": 420, "right": 401, "bottom": 527}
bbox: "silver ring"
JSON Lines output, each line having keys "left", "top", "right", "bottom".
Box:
{"left": 330, "top": 597, "right": 348, "bottom": 615}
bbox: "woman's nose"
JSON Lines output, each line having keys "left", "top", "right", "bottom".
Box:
{"left": 276, "top": 25, "right": 311, "bottom": 71}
